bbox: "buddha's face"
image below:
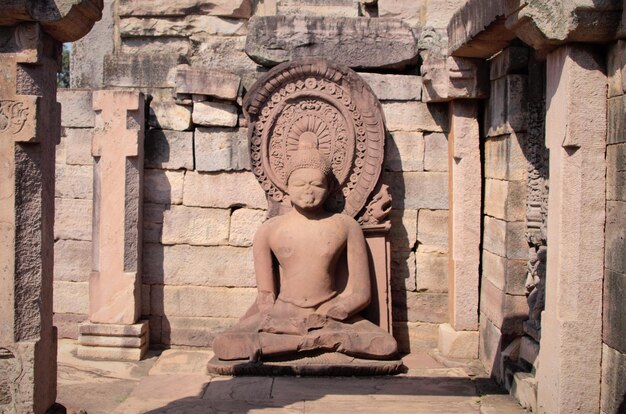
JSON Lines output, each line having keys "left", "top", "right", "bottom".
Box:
{"left": 287, "top": 168, "right": 328, "bottom": 211}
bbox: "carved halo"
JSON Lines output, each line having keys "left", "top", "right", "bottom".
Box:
{"left": 244, "top": 59, "right": 386, "bottom": 218}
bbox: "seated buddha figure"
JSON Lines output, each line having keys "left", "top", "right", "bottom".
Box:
{"left": 212, "top": 136, "right": 398, "bottom": 361}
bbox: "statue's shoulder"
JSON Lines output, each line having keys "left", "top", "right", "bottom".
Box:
{"left": 332, "top": 212, "right": 362, "bottom": 231}
{"left": 254, "top": 215, "right": 284, "bottom": 240}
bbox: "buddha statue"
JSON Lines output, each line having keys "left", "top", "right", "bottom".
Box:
{"left": 212, "top": 135, "right": 398, "bottom": 362}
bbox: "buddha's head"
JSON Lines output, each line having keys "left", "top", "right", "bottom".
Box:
{"left": 285, "top": 133, "right": 332, "bottom": 211}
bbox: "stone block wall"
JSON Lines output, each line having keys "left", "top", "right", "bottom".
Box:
{"left": 480, "top": 46, "right": 532, "bottom": 379}
{"left": 53, "top": 90, "right": 95, "bottom": 339}
{"left": 602, "top": 40, "right": 626, "bottom": 414}
{"left": 54, "top": 0, "right": 469, "bottom": 353}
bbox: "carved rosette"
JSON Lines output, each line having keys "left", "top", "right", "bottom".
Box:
{"left": 244, "top": 59, "right": 386, "bottom": 218}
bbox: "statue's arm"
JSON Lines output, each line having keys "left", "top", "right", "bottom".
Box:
{"left": 252, "top": 220, "right": 277, "bottom": 308}
{"left": 317, "top": 217, "right": 371, "bottom": 320}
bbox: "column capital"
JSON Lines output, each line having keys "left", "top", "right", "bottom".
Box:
{"left": 421, "top": 55, "right": 489, "bottom": 103}
{"left": 0, "top": 0, "right": 103, "bottom": 42}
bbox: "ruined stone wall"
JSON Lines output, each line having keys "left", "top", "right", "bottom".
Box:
{"left": 54, "top": 0, "right": 467, "bottom": 353}
{"left": 603, "top": 40, "right": 626, "bottom": 414}
{"left": 479, "top": 46, "right": 531, "bottom": 380}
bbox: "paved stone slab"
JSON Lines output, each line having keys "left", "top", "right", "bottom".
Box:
{"left": 149, "top": 349, "right": 214, "bottom": 375}
{"left": 306, "top": 399, "right": 479, "bottom": 413}
{"left": 271, "top": 376, "right": 479, "bottom": 401}
{"left": 246, "top": 16, "right": 419, "bottom": 69}
{"left": 55, "top": 338, "right": 525, "bottom": 413}
{"left": 204, "top": 376, "right": 274, "bottom": 400}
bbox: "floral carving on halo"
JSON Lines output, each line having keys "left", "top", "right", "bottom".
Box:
{"left": 244, "top": 59, "right": 386, "bottom": 218}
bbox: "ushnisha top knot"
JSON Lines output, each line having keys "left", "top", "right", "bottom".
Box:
{"left": 284, "top": 132, "right": 332, "bottom": 183}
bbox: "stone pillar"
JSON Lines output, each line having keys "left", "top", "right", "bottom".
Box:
{"left": 440, "top": 100, "right": 481, "bottom": 358}
{"left": 77, "top": 90, "right": 148, "bottom": 361}
{"left": 536, "top": 45, "right": 606, "bottom": 414}
{"left": 421, "top": 54, "right": 487, "bottom": 358}
{"left": 0, "top": 23, "right": 60, "bottom": 414}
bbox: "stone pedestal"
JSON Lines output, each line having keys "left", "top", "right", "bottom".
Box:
{"left": 0, "top": 23, "right": 60, "bottom": 414}
{"left": 77, "top": 320, "right": 149, "bottom": 360}
{"left": 536, "top": 45, "right": 606, "bottom": 414}
{"left": 77, "top": 90, "right": 148, "bottom": 361}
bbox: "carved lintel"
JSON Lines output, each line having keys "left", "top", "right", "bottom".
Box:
{"left": 421, "top": 55, "right": 489, "bottom": 103}
{"left": 448, "top": 0, "right": 623, "bottom": 58}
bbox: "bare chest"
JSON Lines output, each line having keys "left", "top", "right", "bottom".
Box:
{"left": 269, "top": 219, "right": 347, "bottom": 262}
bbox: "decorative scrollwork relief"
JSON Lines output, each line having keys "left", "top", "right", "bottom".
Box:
{"left": 0, "top": 100, "right": 29, "bottom": 135}
{"left": 244, "top": 59, "right": 386, "bottom": 218}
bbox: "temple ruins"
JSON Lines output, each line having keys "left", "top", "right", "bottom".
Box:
{"left": 0, "top": 0, "right": 625, "bottom": 413}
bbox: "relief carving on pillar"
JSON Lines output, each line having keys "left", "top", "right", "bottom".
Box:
{"left": 524, "top": 96, "right": 548, "bottom": 342}
{"left": 0, "top": 100, "right": 30, "bottom": 135}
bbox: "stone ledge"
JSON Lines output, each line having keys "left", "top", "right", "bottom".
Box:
{"left": 207, "top": 351, "right": 403, "bottom": 376}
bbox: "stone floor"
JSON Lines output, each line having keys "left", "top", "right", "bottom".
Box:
{"left": 56, "top": 339, "right": 528, "bottom": 414}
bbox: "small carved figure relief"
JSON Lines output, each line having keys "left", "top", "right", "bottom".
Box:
{"left": 524, "top": 96, "right": 548, "bottom": 341}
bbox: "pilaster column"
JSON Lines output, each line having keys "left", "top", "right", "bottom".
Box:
{"left": 0, "top": 23, "right": 61, "bottom": 414}
{"left": 421, "top": 54, "right": 487, "bottom": 358}
{"left": 536, "top": 44, "right": 606, "bottom": 414}
{"left": 77, "top": 90, "right": 148, "bottom": 361}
